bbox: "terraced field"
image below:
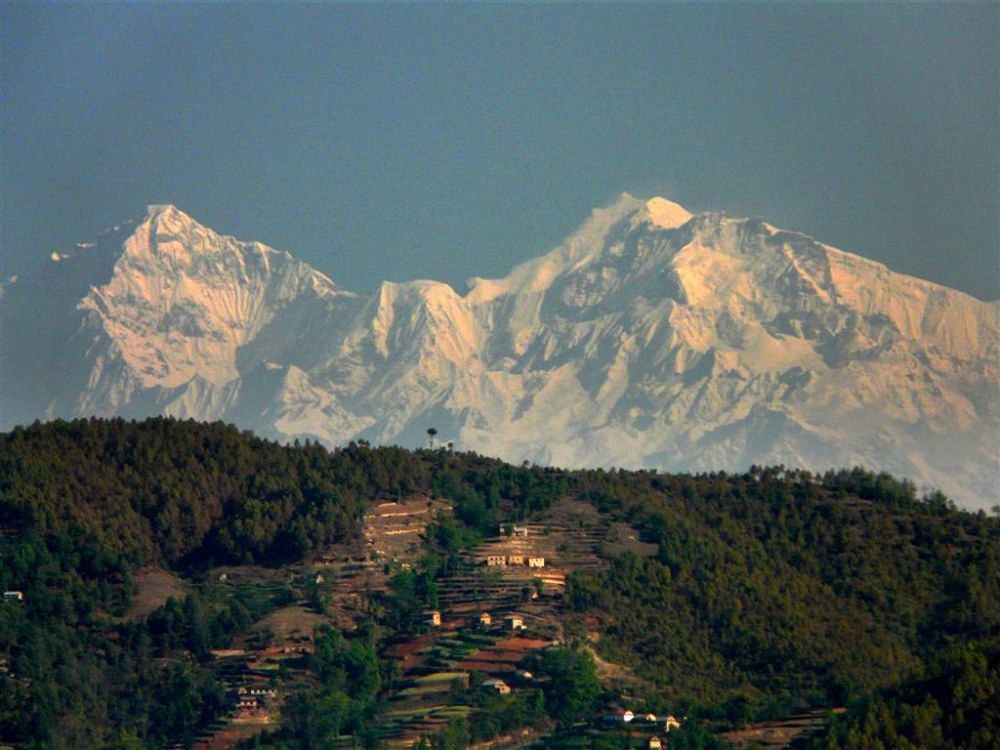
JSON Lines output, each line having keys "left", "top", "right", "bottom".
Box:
{"left": 187, "top": 495, "right": 642, "bottom": 749}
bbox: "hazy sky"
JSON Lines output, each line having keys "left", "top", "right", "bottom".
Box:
{"left": 2, "top": 3, "right": 997, "bottom": 300}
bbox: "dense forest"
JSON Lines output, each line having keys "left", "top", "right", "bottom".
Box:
{"left": 562, "top": 464, "right": 998, "bottom": 705}
{"left": 0, "top": 418, "right": 997, "bottom": 748}
{"left": 801, "top": 638, "right": 999, "bottom": 750}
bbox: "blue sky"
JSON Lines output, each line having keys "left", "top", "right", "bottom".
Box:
{"left": 2, "top": 3, "right": 997, "bottom": 300}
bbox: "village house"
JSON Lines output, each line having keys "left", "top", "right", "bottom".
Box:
{"left": 647, "top": 737, "right": 662, "bottom": 750}
{"left": 234, "top": 697, "right": 272, "bottom": 721}
{"left": 603, "top": 708, "right": 636, "bottom": 723}
{"left": 507, "top": 554, "right": 525, "bottom": 566}
{"left": 236, "top": 696, "right": 261, "bottom": 711}
{"left": 485, "top": 555, "right": 507, "bottom": 567}
{"left": 527, "top": 557, "right": 545, "bottom": 568}
{"left": 504, "top": 614, "right": 525, "bottom": 631}
{"left": 512, "top": 525, "right": 529, "bottom": 537}
{"left": 481, "top": 677, "right": 512, "bottom": 695}
{"left": 424, "top": 610, "right": 442, "bottom": 627}
{"left": 2, "top": 591, "right": 24, "bottom": 602}
{"left": 479, "top": 611, "right": 493, "bottom": 626}
{"left": 665, "top": 715, "right": 681, "bottom": 732}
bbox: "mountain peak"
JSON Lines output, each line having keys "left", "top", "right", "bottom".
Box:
{"left": 146, "top": 203, "right": 179, "bottom": 216}
{"left": 143, "top": 203, "right": 202, "bottom": 232}
{"left": 643, "top": 196, "right": 693, "bottom": 229}
{"left": 5, "top": 195, "right": 997, "bottom": 509}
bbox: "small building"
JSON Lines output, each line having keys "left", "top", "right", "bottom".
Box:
{"left": 234, "top": 694, "right": 270, "bottom": 719}
{"left": 479, "top": 611, "right": 493, "bottom": 626}
{"left": 424, "top": 610, "right": 442, "bottom": 626}
{"left": 504, "top": 614, "right": 525, "bottom": 631}
{"left": 527, "top": 557, "right": 545, "bottom": 568}
{"left": 481, "top": 677, "right": 512, "bottom": 695}
{"left": 485, "top": 555, "right": 507, "bottom": 567}
{"left": 603, "top": 708, "right": 636, "bottom": 723}
{"left": 2, "top": 591, "right": 23, "bottom": 602}
{"left": 507, "top": 554, "right": 525, "bottom": 566}
{"left": 647, "top": 738, "right": 662, "bottom": 750}
{"left": 665, "top": 715, "right": 681, "bottom": 732}
{"left": 512, "top": 525, "right": 529, "bottom": 537}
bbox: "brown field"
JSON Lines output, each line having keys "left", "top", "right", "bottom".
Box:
{"left": 494, "top": 637, "right": 550, "bottom": 650}
{"left": 250, "top": 605, "right": 328, "bottom": 643}
{"left": 465, "top": 650, "right": 525, "bottom": 663}
{"left": 456, "top": 660, "right": 518, "bottom": 673}
{"left": 192, "top": 721, "right": 272, "bottom": 750}
{"left": 124, "top": 566, "right": 185, "bottom": 620}
{"left": 721, "top": 708, "right": 844, "bottom": 749}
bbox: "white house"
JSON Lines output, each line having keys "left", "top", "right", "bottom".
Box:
{"left": 504, "top": 614, "right": 525, "bottom": 631}
{"left": 481, "top": 677, "right": 511, "bottom": 695}
{"left": 2, "top": 591, "right": 23, "bottom": 602}
{"left": 603, "top": 708, "right": 635, "bottom": 723}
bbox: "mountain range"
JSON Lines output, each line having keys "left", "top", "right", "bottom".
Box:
{"left": 2, "top": 195, "right": 997, "bottom": 508}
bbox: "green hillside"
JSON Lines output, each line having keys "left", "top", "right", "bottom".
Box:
{"left": 0, "top": 418, "right": 996, "bottom": 749}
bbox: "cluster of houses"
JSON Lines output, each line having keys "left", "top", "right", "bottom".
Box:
{"left": 484, "top": 554, "right": 545, "bottom": 568}
{"left": 602, "top": 709, "right": 683, "bottom": 746}
{"left": 482, "top": 525, "right": 546, "bottom": 568}
{"left": 423, "top": 610, "right": 528, "bottom": 632}
{"left": 233, "top": 686, "right": 278, "bottom": 719}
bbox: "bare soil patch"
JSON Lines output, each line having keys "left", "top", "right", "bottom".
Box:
{"left": 124, "top": 566, "right": 185, "bottom": 620}
{"left": 721, "top": 708, "right": 843, "bottom": 749}
{"left": 251, "top": 605, "right": 328, "bottom": 643}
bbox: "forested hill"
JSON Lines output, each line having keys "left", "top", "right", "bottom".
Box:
{"left": 0, "top": 417, "right": 427, "bottom": 568}
{"left": 0, "top": 418, "right": 997, "bottom": 749}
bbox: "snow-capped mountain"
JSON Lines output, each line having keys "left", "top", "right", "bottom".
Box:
{"left": 3, "top": 196, "right": 997, "bottom": 508}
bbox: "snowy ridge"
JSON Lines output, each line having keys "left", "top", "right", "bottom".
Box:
{"left": 75, "top": 205, "right": 352, "bottom": 400}
{"left": 2, "top": 197, "right": 997, "bottom": 508}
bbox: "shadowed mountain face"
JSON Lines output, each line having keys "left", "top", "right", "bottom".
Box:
{"left": 3, "top": 196, "right": 997, "bottom": 508}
